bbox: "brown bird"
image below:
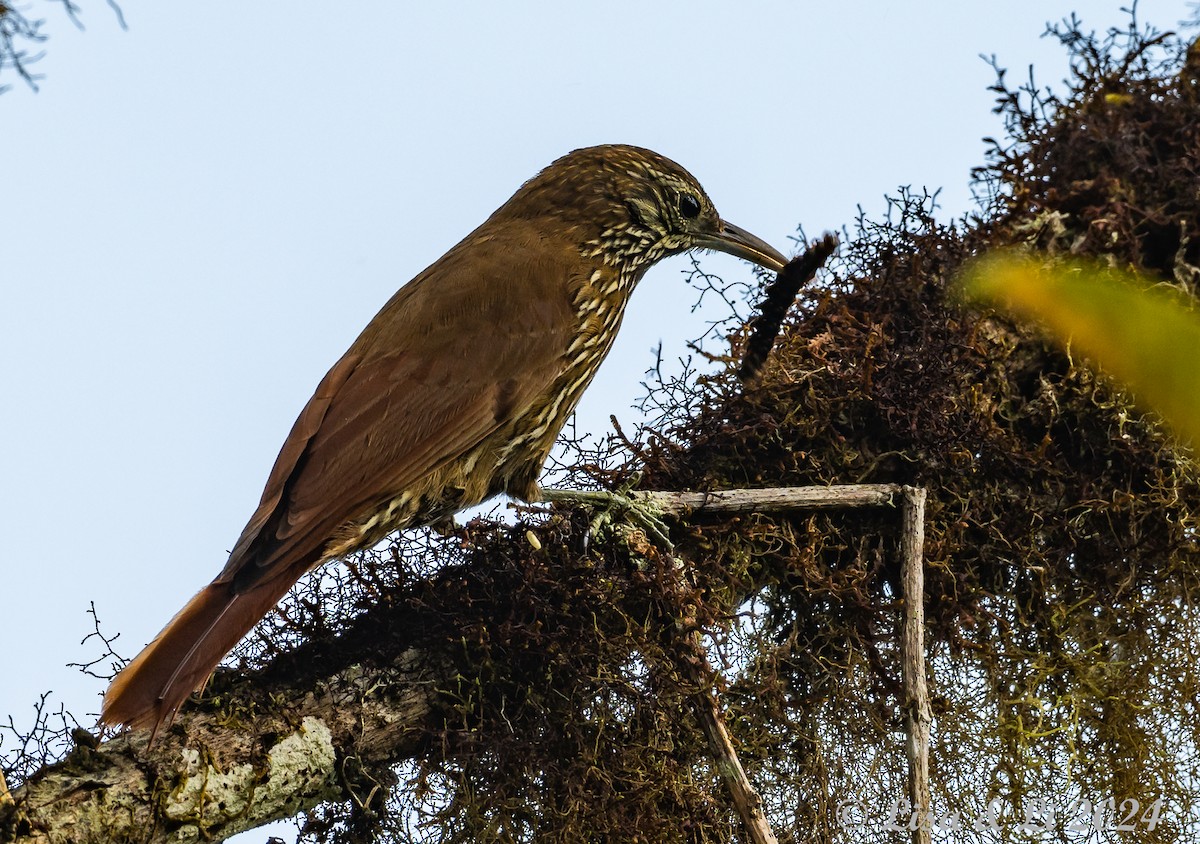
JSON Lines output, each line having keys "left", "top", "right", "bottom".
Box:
{"left": 101, "top": 144, "right": 787, "bottom": 733}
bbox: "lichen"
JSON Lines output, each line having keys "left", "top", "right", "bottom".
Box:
{"left": 163, "top": 717, "right": 336, "bottom": 841}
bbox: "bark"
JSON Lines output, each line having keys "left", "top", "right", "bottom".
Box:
{"left": 900, "top": 486, "right": 931, "bottom": 844}
{"left": 5, "top": 650, "right": 441, "bottom": 844}
{"left": 638, "top": 483, "right": 902, "bottom": 513}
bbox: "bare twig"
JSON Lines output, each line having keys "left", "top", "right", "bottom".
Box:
{"left": 650, "top": 545, "right": 780, "bottom": 844}
{"left": 688, "top": 665, "right": 779, "bottom": 844}
{"left": 542, "top": 484, "right": 901, "bottom": 515}
{"left": 900, "top": 486, "right": 931, "bottom": 844}
{"left": 634, "top": 483, "right": 901, "bottom": 513}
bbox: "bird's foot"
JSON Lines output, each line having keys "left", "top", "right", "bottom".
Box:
{"left": 541, "top": 484, "right": 674, "bottom": 550}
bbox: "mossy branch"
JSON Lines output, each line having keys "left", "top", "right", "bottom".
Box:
{"left": 5, "top": 651, "right": 440, "bottom": 844}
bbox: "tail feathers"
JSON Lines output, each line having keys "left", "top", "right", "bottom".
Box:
{"left": 101, "top": 577, "right": 292, "bottom": 736}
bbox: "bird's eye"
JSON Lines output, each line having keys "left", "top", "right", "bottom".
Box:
{"left": 678, "top": 192, "right": 702, "bottom": 220}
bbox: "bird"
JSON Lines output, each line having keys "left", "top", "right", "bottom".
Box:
{"left": 100, "top": 144, "right": 788, "bottom": 734}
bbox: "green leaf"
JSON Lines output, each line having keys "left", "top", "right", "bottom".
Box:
{"left": 960, "top": 252, "right": 1200, "bottom": 444}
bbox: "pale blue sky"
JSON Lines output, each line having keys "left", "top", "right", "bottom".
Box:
{"left": 2, "top": 2, "right": 1193, "bottom": 840}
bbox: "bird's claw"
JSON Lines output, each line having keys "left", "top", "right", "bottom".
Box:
{"left": 542, "top": 486, "right": 674, "bottom": 551}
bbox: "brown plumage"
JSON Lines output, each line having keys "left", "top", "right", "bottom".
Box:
{"left": 101, "top": 144, "right": 787, "bottom": 734}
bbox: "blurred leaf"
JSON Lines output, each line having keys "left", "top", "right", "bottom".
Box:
{"left": 961, "top": 252, "right": 1200, "bottom": 444}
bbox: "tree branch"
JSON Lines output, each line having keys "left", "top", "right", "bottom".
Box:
{"left": 547, "top": 483, "right": 902, "bottom": 514}
{"left": 6, "top": 650, "right": 441, "bottom": 844}
{"left": 900, "top": 486, "right": 931, "bottom": 844}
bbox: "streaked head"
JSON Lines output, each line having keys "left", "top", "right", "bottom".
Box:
{"left": 500, "top": 144, "right": 788, "bottom": 276}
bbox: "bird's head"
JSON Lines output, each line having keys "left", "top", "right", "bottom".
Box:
{"left": 500, "top": 144, "right": 788, "bottom": 276}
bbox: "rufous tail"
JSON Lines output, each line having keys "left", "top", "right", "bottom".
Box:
{"left": 101, "top": 574, "right": 297, "bottom": 736}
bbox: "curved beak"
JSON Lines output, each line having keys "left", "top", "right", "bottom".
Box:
{"left": 694, "top": 219, "right": 788, "bottom": 273}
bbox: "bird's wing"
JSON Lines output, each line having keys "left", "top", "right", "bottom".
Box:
{"left": 218, "top": 228, "right": 586, "bottom": 587}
